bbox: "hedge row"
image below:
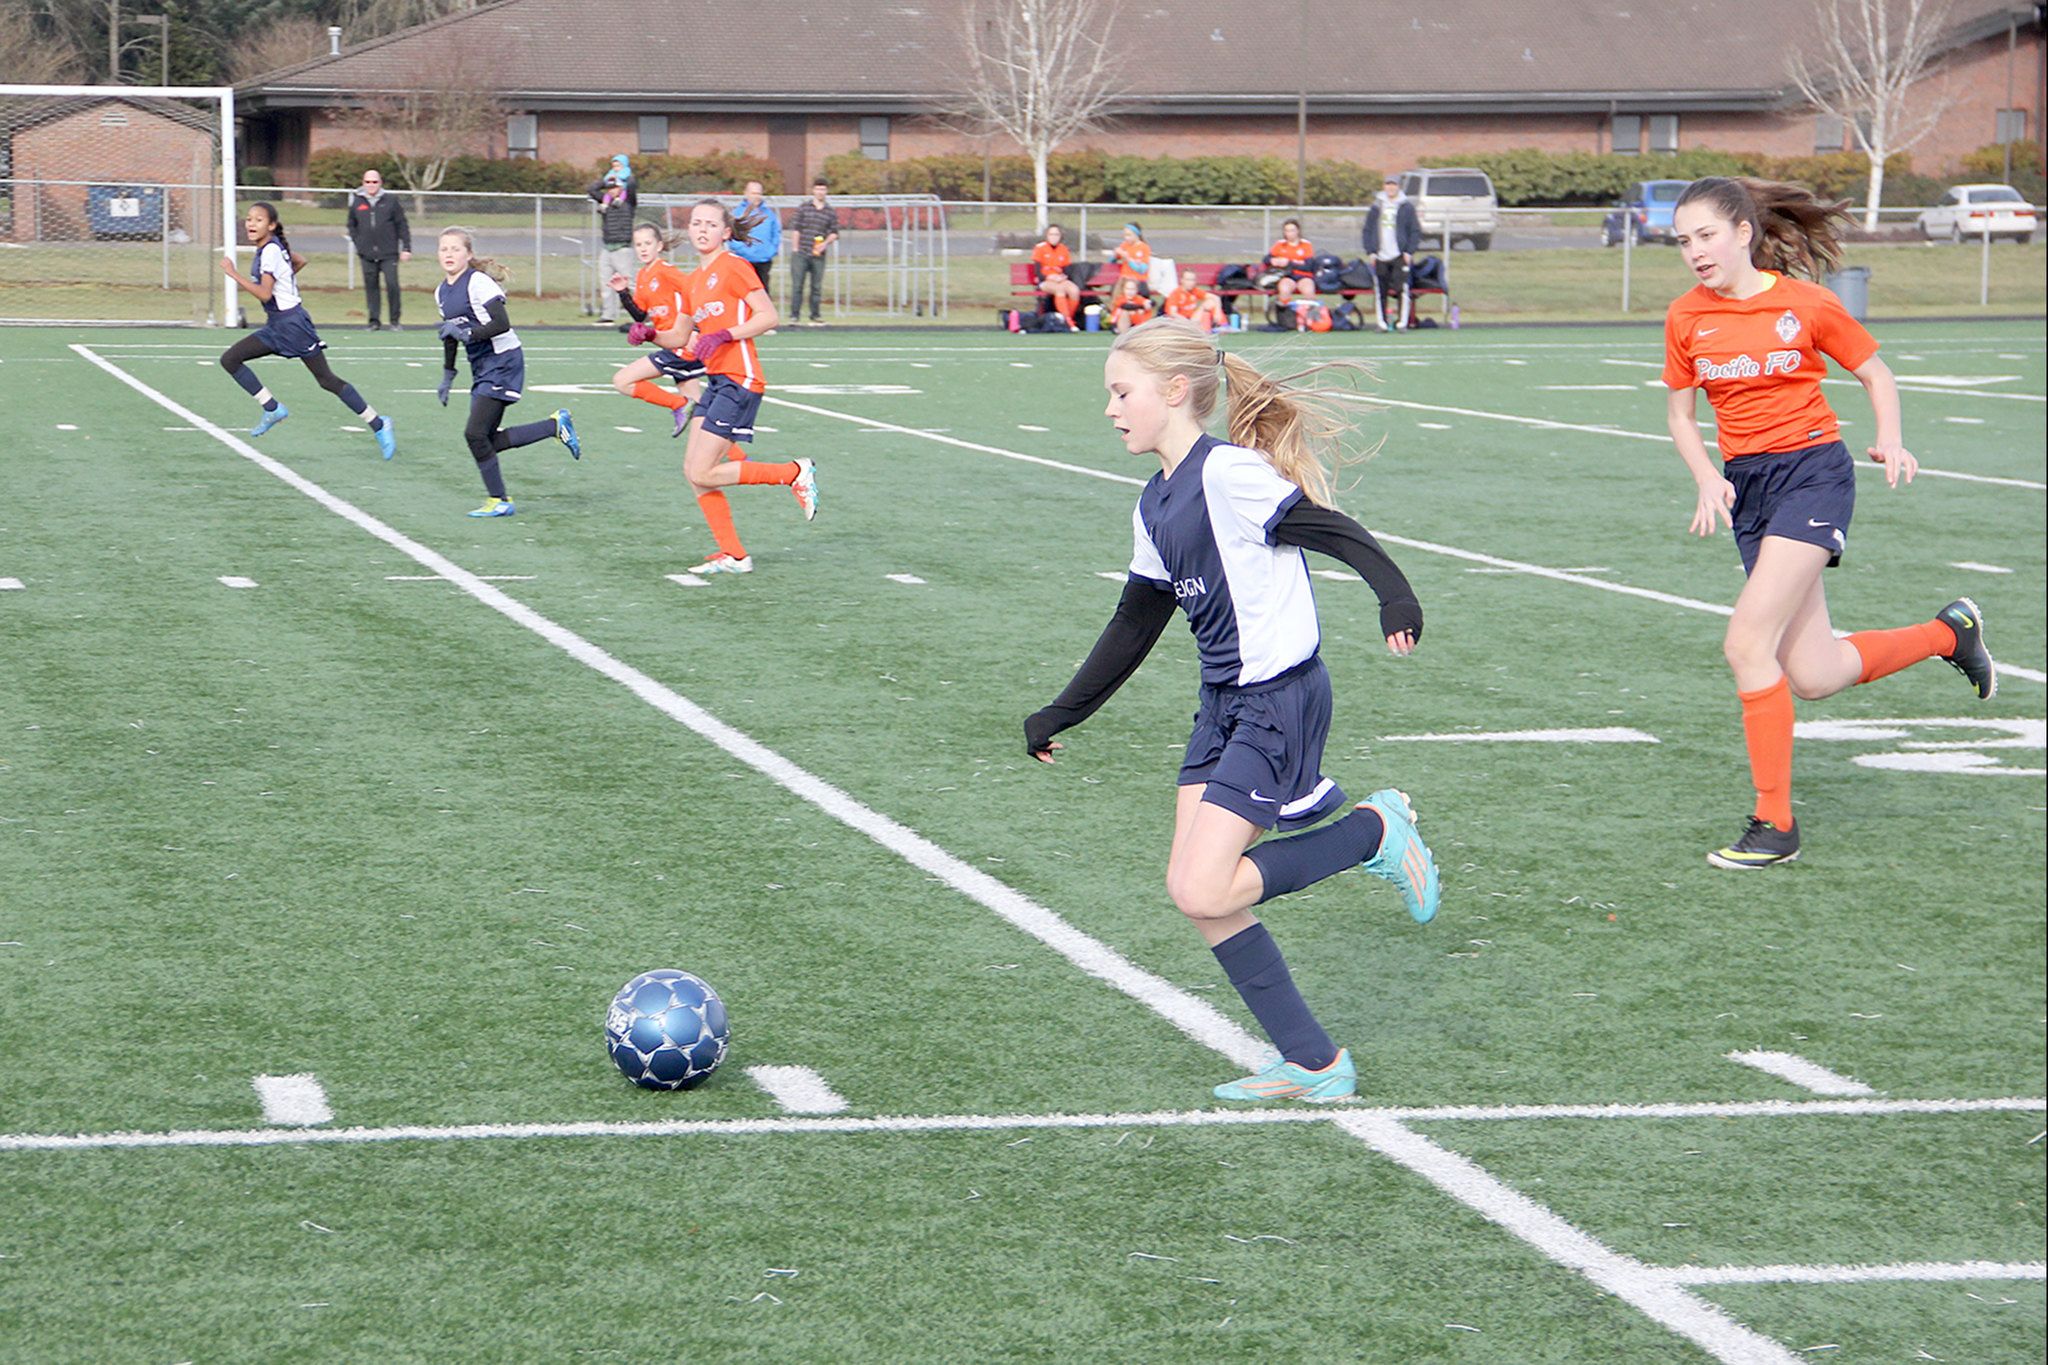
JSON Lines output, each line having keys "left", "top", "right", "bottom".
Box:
{"left": 300, "top": 149, "right": 785, "bottom": 196}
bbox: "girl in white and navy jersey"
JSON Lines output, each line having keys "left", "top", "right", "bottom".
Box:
{"left": 433, "top": 227, "right": 580, "bottom": 518}
{"left": 1025, "top": 316, "right": 1440, "bottom": 1105}
{"left": 219, "top": 201, "right": 394, "bottom": 457}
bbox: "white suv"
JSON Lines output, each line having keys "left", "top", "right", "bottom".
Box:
{"left": 1399, "top": 168, "right": 1499, "bottom": 251}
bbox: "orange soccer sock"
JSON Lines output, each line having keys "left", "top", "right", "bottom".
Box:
{"left": 1739, "top": 676, "right": 1796, "bottom": 830}
{"left": 737, "top": 460, "right": 800, "bottom": 486}
{"left": 1053, "top": 295, "right": 1078, "bottom": 323}
{"left": 695, "top": 490, "right": 747, "bottom": 559}
{"left": 1846, "top": 619, "right": 1956, "bottom": 685}
{"left": 630, "top": 381, "right": 690, "bottom": 411}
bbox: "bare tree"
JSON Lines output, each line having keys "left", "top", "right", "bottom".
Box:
{"left": 331, "top": 30, "right": 504, "bottom": 210}
{"left": 229, "top": 17, "right": 335, "bottom": 84}
{"left": 1, "top": 6, "right": 87, "bottom": 85}
{"left": 1789, "top": 0, "right": 1959, "bottom": 229}
{"left": 951, "top": 0, "right": 1124, "bottom": 232}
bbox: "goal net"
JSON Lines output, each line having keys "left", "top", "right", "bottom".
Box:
{"left": 0, "top": 84, "right": 235, "bottom": 325}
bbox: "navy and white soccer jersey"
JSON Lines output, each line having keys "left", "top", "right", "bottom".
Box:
{"left": 438, "top": 267, "right": 525, "bottom": 402}
{"left": 255, "top": 241, "right": 302, "bottom": 313}
{"left": 248, "top": 239, "right": 324, "bottom": 357}
{"left": 1130, "top": 433, "right": 1319, "bottom": 687}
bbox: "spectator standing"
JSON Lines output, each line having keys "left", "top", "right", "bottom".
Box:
{"left": 590, "top": 154, "right": 639, "bottom": 328}
{"left": 1361, "top": 177, "right": 1421, "bottom": 332}
{"left": 730, "top": 180, "right": 783, "bottom": 300}
{"left": 788, "top": 178, "right": 839, "bottom": 326}
{"left": 346, "top": 168, "right": 412, "bottom": 331}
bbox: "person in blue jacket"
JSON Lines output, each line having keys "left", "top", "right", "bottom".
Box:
{"left": 730, "top": 180, "right": 783, "bottom": 300}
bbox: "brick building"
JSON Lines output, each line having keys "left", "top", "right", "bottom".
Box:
{"left": 3, "top": 96, "right": 220, "bottom": 243}
{"left": 235, "top": 0, "right": 2044, "bottom": 195}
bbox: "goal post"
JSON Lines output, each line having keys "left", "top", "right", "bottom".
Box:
{"left": 0, "top": 83, "right": 236, "bottom": 325}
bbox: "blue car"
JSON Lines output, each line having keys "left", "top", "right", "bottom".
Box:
{"left": 1601, "top": 179, "right": 1690, "bottom": 246}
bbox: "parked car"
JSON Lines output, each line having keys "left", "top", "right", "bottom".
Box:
{"left": 1601, "top": 178, "right": 1690, "bottom": 246}
{"left": 1916, "top": 184, "right": 2038, "bottom": 243}
{"left": 1398, "top": 167, "right": 1498, "bottom": 251}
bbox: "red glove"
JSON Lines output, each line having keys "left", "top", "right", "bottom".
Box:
{"left": 626, "top": 321, "right": 656, "bottom": 345}
{"left": 690, "top": 328, "right": 733, "bottom": 363}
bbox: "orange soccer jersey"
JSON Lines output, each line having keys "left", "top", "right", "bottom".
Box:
{"left": 1113, "top": 294, "right": 1155, "bottom": 325}
{"left": 680, "top": 250, "right": 767, "bottom": 393}
{"left": 1662, "top": 274, "right": 1879, "bottom": 459}
{"left": 633, "top": 260, "right": 690, "bottom": 335}
{"left": 1268, "top": 239, "right": 1315, "bottom": 274}
{"left": 1163, "top": 285, "right": 1215, "bottom": 319}
{"left": 1031, "top": 241, "right": 1072, "bottom": 282}
{"left": 1118, "top": 239, "right": 1152, "bottom": 282}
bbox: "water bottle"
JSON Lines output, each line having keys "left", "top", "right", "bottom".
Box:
{"left": 1448, "top": 303, "right": 1461, "bottom": 330}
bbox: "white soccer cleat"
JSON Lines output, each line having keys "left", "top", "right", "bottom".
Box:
{"left": 791, "top": 458, "right": 819, "bottom": 522}
{"left": 688, "top": 553, "right": 754, "bottom": 575}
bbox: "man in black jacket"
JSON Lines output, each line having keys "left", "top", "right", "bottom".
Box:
{"left": 590, "top": 154, "right": 638, "bottom": 328}
{"left": 1361, "top": 178, "right": 1422, "bottom": 331}
{"left": 346, "top": 169, "right": 412, "bottom": 330}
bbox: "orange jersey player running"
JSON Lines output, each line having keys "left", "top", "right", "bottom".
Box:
{"left": 1663, "top": 176, "right": 1996, "bottom": 871}
{"left": 610, "top": 221, "right": 706, "bottom": 436}
{"left": 668, "top": 197, "right": 819, "bottom": 575}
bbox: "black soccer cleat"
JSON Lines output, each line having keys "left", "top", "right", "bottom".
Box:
{"left": 1707, "top": 817, "right": 1800, "bottom": 870}
{"left": 1935, "top": 597, "right": 1996, "bottom": 701}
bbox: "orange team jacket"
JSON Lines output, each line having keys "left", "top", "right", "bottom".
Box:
{"left": 1118, "top": 239, "right": 1152, "bottom": 281}
{"left": 633, "top": 260, "right": 691, "bottom": 334}
{"left": 1031, "top": 241, "right": 1072, "bottom": 281}
{"left": 1662, "top": 273, "right": 1879, "bottom": 459}
{"left": 1268, "top": 239, "right": 1315, "bottom": 274}
{"left": 1163, "top": 285, "right": 1215, "bottom": 318}
{"left": 679, "top": 250, "right": 767, "bottom": 394}
{"left": 1113, "top": 295, "right": 1155, "bottom": 324}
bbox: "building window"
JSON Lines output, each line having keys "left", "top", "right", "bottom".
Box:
{"left": 1648, "top": 114, "right": 1679, "bottom": 155}
{"left": 859, "top": 115, "right": 890, "bottom": 161}
{"left": 1995, "top": 108, "right": 2028, "bottom": 143}
{"left": 506, "top": 113, "right": 538, "bottom": 160}
{"left": 1814, "top": 113, "right": 1845, "bottom": 153}
{"left": 1612, "top": 113, "right": 1641, "bottom": 155}
{"left": 638, "top": 115, "right": 668, "bottom": 155}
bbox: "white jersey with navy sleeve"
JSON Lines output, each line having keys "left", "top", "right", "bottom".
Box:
{"left": 437, "top": 268, "right": 521, "bottom": 355}
{"left": 1130, "top": 433, "right": 1319, "bottom": 687}
{"left": 256, "top": 240, "right": 301, "bottom": 313}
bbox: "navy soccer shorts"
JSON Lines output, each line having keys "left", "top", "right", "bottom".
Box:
{"left": 467, "top": 347, "right": 526, "bottom": 403}
{"left": 690, "top": 374, "right": 761, "bottom": 444}
{"left": 1728, "top": 439, "right": 1856, "bottom": 574}
{"left": 1181, "top": 657, "right": 1348, "bottom": 832}
{"left": 649, "top": 348, "right": 706, "bottom": 384}
{"left": 251, "top": 306, "right": 324, "bottom": 359}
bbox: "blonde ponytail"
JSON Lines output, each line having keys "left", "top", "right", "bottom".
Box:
{"left": 437, "top": 226, "right": 511, "bottom": 284}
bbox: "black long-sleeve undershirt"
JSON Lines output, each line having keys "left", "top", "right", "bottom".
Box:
{"left": 1023, "top": 501, "right": 1422, "bottom": 756}
{"left": 442, "top": 296, "right": 513, "bottom": 369}
{"left": 617, "top": 287, "right": 647, "bottom": 323}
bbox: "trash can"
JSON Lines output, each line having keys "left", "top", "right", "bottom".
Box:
{"left": 87, "top": 184, "right": 164, "bottom": 239}
{"left": 1824, "top": 265, "right": 1870, "bottom": 321}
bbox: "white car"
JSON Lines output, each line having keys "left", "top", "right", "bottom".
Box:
{"left": 1917, "top": 184, "right": 2038, "bottom": 243}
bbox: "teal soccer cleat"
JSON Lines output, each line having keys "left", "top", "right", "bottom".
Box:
{"left": 250, "top": 403, "right": 289, "bottom": 437}
{"left": 374, "top": 417, "right": 396, "bottom": 460}
{"left": 1213, "top": 1048, "right": 1355, "bottom": 1103}
{"left": 554, "top": 408, "right": 581, "bottom": 459}
{"left": 467, "top": 497, "right": 516, "bottom": 518}
{"left": 1359, "top": 788, "right": 1441, "bottom": 923}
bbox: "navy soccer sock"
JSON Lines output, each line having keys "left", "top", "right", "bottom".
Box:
{"left": 229, "top": 365, "right": 278, "bottom": 408}
{"left": 475, "top": 454, "right": 508, "bottom": 499}
{"left": 1211, "top": 921, "right": 1336, "bottom": 1071}
{"left": 1245, "top": 806, "right": 1383, "bottom": 903}
{"left": 495, "top": 418, "right": 558, "bottom": 451}
{"left": 335, "top": 384, "right": 386, "bottom": 430}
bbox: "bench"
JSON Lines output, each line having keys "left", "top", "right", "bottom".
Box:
{"left": 1008, "top": 259, "right": 1449, "bottom": 328}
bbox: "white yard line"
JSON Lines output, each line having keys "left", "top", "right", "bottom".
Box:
{"left": 1663, "top": 1260, "right": 2047, "bottom": 1286}
{"left": 251, "top": 1074, "right": 333, "bottom": 1127}
{"left": 1725, "top": 1050, "right": 1876, "bottom": 1097}
{"left": 1380, "top": 727, "right": 1659, "bottom": 744}
{"left": 5, "top": 1094, "right": 2037, "bottom": 1153}
{"left": 746, "top": 1065, "right": 851, "bottom": 1114}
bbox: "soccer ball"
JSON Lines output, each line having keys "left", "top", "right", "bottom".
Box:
{"left": 604, "top": 969, "right": 730, "bottom": 1090}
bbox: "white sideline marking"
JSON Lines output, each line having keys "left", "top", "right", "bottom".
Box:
{"left": 1017, "top": 423, "right": 1049, "bottom": 432}
{"left": 387, "top": 574, "right": 536, "bottom": 583}
{"left": 5, "top": 1095, "right": 2037, "bottom": 1153}
{"left": 1726, "top": 1051, "right": 1876, "bottom": 1097}
{"left": 747, "top": 1065, "right": 850, "bottom": 1114}
{"left": 665, "top": 573, "right": 709, "bottom": 588}
{"left": 72, "top": 344, "right": 1273, "bottom": 1080}
{"left": 217, "top": 575, "right": 257, "bottom": 589}
{"left": 1950, "top": 561, "right": 2013, "bottom": 574}
{"left": 252, "top": 1074, "right": 332, "bottom": 1127}
{"left": 1943, "top": 416, "right": 1987, "bottom": 425}
{"left": 885, "top": 573, "right": 926, "bottom": 585}
{"left": 0, "top": 578, "right": 21, "bottom": 590}
{"left": 1381, "top": 727, "right": 1659, "bottom": 744}
{"left": 1664, "top": 1261, "right": 2048, "bottom": 1287}
{"left": 1310, "top": 568, "right": 1361, "bottom": 581}
{"left": 1336, "top": 1113, "right": 1801, "bottom": 1365}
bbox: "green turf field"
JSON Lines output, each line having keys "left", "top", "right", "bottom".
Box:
{"left": 1, "top": 320, "right": 2042, "bottom": 1362}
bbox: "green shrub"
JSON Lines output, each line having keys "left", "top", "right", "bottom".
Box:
{"left": 1960, "top": 141, "right": 2045, "bottom": 202}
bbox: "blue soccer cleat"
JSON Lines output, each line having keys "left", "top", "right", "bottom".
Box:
{"left": 374, "top": 417, "right": 396, "bottom": 460}
{"left": 1213, "top": 1048, "right": 1355, "bottom": 1103}
{"left": 1359, "top": 788, "right": 1440, "bottom": 923}
{"left": 467, "top": 497, "right": 516, "bottom": 518}
{"left": 250, "top": 403, "right": 289, "bottom": 438}
{"left": 554, "top": 408, "right": 581, "bottom": 459}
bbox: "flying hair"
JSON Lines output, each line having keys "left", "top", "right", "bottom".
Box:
{"left": 633, "top": 219, "right": 684, "bottom": 251}
{"left": 690, "top": 197, "right": 761, "bottom": 246}
{"left": 1110, "top": 316, "right": 1376, "bottom": 508}
{"left": 1675, "top": 176, "right": 1853, "bottom": 279}
{"left": 438, "top": 226, "right": 508, "bottom": 283}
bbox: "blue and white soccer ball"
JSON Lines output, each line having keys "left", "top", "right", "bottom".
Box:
{"left": 604, "top": 969, "right": 730, "bottom": 1090}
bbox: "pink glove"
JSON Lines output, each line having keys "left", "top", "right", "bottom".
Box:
{"left": 626, "top": 321, "right": 656, "bottom": 345}
{"left": 690, "top": 328, "right": 733, "bottom": 363}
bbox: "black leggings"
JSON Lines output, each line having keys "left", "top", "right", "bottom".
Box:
{"left": 465, "top": 393, "right": 555, "bottom": 464}
{"left": 219, "top": 333, "right": 351, "bottom": 397}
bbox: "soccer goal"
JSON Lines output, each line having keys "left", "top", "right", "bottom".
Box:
{"left": 0, "top": 83, "right": 238, "bottom": 326}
